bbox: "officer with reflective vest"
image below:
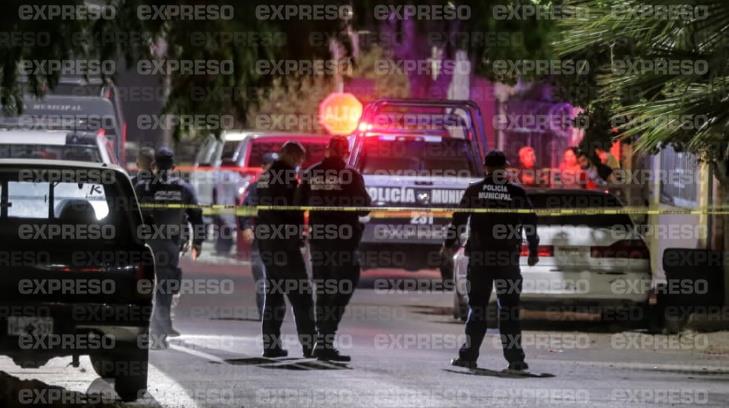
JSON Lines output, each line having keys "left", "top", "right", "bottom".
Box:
{"left": 135, "top": 147, "right": 205, "bottom": 349}
{"left": 443, "top": 150, "right": 539, "bottom": 372}
{"left": 295, "top": 136, "right": 371, "bottom": 362}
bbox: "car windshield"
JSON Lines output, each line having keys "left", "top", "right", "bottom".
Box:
{"left": 529, "top": 192, "right": 633, "bottom": 227}
{"left": 248, "top": 139, "right": 328, "bottom": 169}
{"left": 0, "top": 168, "right": 137, "bottom": 246}
{"left": 358, "top": 136, "right": 478, "bottom": 177}
{"left": 0, "top": 144, "right": 101, "bottom": 162}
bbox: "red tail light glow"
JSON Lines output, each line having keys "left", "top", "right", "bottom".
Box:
{"left": 520, "top": 245, "right": 554, "bottom": 257}
{"left": 590, "top": 239, "right": 649, "bottom": 259}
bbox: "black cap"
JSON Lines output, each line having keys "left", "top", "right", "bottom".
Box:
{"left": 483, "top": 150, "right": 508, "bottom": 167}
{"left": 328, "top": 136, "right": 349, "bottom": 157}
{"left": 155, "top": 146, "right": 175, "bottom": 170}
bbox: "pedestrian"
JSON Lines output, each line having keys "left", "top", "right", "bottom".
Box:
{"left": 238, "top": 152, "right": 279, "bottom": 321}
{"left": 516, "top": 146, "right": 538, "bottom": 186}
{"left": 558, "top": 147, "right": 583, "bottom": 188}
{"left": 442, "top": 150, "right": 539, "bottom": 372}
{"left": 577, "top": 150, "right": 612, "bottom": 188}
{"left": 131, "top": 146, "right": 155, "bottom": 186}
{"left": 295, "top": 136, "right": 371, "bottom": 362}
{"left": 256, "top": 142, "right": 316, "bottom": 358}
{"left": 135, "top": 147, "right": 205, "bottom": 349}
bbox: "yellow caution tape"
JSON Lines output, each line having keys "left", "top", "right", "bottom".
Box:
{"left": 138, "top": 203, "right": 729, "bottom": 217}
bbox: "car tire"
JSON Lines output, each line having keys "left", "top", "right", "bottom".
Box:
{"left": 89, "top": 352, "right": 114, "bottom": 378}
{"left": 113, "top": 347, "right": 149, "bottom": 402}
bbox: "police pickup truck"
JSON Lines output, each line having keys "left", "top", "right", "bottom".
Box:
{"left": 348, "top": 99, "right": 488, "bottom": 274}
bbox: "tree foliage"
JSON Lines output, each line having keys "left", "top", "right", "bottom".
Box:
{"left": 555, "top": 0, "right": 729, "bottom": 163}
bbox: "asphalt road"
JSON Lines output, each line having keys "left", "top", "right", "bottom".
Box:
{"left": 2, "top": 253, "right": 729, "bottom": 407}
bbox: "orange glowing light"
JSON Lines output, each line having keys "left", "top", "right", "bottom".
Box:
{"left": 319, "top": 92, "right": 363, "bottom": 135}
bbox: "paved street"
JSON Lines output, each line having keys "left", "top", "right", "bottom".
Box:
{"left": 2, "top": 252, "right": 729, "bottom": 407}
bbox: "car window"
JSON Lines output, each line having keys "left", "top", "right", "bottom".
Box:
{"left": 195, "top": 136, "right": 219, "bottom": 165}
{"left": 358, "top": 136, "right": 478, "bottom": 177}
{"left": 7, "top": 182, "right": 49, "bottom": 218}
{"left": 7, "top": 181, "right": 109, "bottom": 220}
{"left": 0, "top": 144, "right": 101, "bottom": 162}
{"left": 221, "top": 140, "right": 241, "bottom": 161}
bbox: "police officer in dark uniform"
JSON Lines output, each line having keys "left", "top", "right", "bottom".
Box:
{"left": 443, "top": 150, "right": 539, "bottom": 371}
{"left": 135, "top": 147, "right": 205, "bottom": 349}
{"left": 238, "top": 152, "right": 278, "bottom": 320}
{"left": 256, "top": 142, "right": 316, "bottom": 358}
{"left": 295, "top": 136, "right": 371, "bottom": 362}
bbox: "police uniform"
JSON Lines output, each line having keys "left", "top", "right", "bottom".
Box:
{"left": 256, "top": 158, "right": 316, "bottom": 357}
{"left": 295, "top": 139, "right": 371, "bottom": 361}
{"left": 135, "top": 148, "right": 205, "bottom": 347}
{"left": 238, "top": 152, "right": 279, "bottom": 320}
{"left": 445, "top": 151, "right": 538, "bottom": 369}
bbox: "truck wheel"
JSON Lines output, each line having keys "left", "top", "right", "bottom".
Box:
{"left": 115, "top": 374, "right": 147, "bottom": 402}
{"left": 112, "top": 346, "right": 149, "bottom": 402}
{"left": 89, "top": 352, "right": 114, "bottom": 378}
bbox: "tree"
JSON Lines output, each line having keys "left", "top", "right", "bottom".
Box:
{"left": 0, "top": 0, "right": 351, "bottom": 138}
{"left": 555, "top": 0, "right": 729, "bottom": 162}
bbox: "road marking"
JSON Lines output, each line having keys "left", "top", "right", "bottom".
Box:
{"left": 568, "top": 359, "right": 729, "bottom": 374}
{"left": 169, "top": 343, "right": 227, "bottom": 364}
{"left": 147, "top": 362, "right": 200, "bottom": 408}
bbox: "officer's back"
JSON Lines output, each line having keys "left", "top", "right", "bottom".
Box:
{"left": 446, "top": 151, "right": 538, "bottom": 269}
{"left": 135, "top": 147, "right": 204, "bottom": 248}
{"left": 296, "top": 136, "right": 371, "bottom": 249}
{"left": 255, "top": 142, "right": 305, "bottom": 250}
{"left": 462, "top": 176, "right": 533, "bottom": 253}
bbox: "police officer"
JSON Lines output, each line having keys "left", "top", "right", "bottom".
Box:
{"left": 131, "top": 146, "right": 155, "bottom": 186}
{"left": 135, "top": 147, "right": 205, "bottom": 349}
{"left": 239, "top": 152, "right": 278, "bottom": 320}
{"left": 443, "top": 150, "right": 539, "bottom": 372}
{"left": 256, "top": 142, "right": 316, "bottom": 358}
{"left": 295, "top": 136, "right": 371, "bottom": 362}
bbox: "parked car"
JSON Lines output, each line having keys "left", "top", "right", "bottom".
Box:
{"left": 0, "top": 159, "right": 154, "bottom": 401}
{"left": 451, "top": 189, "right": 652, "bottom": 322}
{"left": 1, "top": 92, "right": 125, "bottom": 164}
{"left": 14, "top": 75, "right": 128, "bottom": 163}
{"left": 0, "top": 129, "right": 118, "bottom": 165}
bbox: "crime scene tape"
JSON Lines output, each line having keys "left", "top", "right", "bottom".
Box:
{"left": 138, "top": 203, "right": 729, "bottom": 217}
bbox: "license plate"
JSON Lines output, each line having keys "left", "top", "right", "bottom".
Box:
{"left": 7, "top": 316, "right": 53, "bottom": 336}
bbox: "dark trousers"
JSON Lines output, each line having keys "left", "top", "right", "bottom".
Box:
{"left": 310, "top": 246, "right": 360, "bottom": 349}
{"left": 260, "top": 247, "right": 316, "bottom": 353}
{"left": 250, "top": 246, "right": 265, "bottom": 319}
{"left": 149, "top": 240, "right": 181, "bottom": 339}
{"left": 459, "top": 260, "right": 525, "bottom": 364}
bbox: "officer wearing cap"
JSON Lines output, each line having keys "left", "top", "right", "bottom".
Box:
{"left": 256, "top": 142, "right": 316, "bottom": 358}
{"left": 238, "top": 152, "right": 279, "bottom": 320}
{"left": 443, "top": 150, "right": 539, "bottom": 372}
{"left": 135, "top": 147, "right": 205, "bottom": 349}
{"left": 295, "top": 136, "right": 371, "bottom": 362}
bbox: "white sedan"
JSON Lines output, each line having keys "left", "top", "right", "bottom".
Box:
{"left": 452, "top": 189, "right": 653, "bottom": 321}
